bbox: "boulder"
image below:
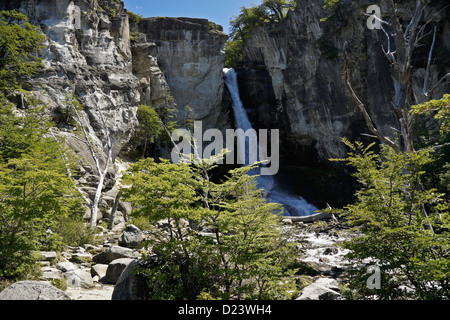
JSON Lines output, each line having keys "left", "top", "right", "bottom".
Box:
{"left": 65, "top": 269, "right": 94, "bottom": 289}
{"left": 69, "top": 252, "right": 93, "bottom": 264}
{"left": 112, "top": 256, "right": 160, "bottom": 300}
{"left": 37, "top": 251, "right": 57, "bottom": 262}
{"left": 93, "top": 246, "right": 141, "bottom": 264}
{"left": 297, "top": 278, "right": 341, "bottom": 300}
{"left": 91, "top": 264, "right": 109, "bottom": 280}
{"left": 119, "top": 224, "right": 144, "bottom": 248}
{"left": 105, "top": 258, "right": 134, "bottom": 284}
{"left": 56, "top": 261, "right": 78, "bottom": 273}
{"left": 40, "top": 267, "right": 64, "bottom": 281}
{"left": 0, "top": 281, "right": 71, "bottom": 300}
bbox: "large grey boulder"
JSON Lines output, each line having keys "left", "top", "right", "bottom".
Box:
{"left": 297, "top": 278, "right": 341, "bottom": 300}
{"left": 105, "top": 258, "right": 134, "bottom": 284}
{"left": 91, "top": 264, "right": 109, "bottom": 280}
{"left": 93, "top": 246, "right": 141, "bottom": 264}
{"left": 65, "top": 269, "right": 94, "bottom": 289}
{"left": 119, "top": 224, "right": 144, "bottom": 248}
{"left": 112, "top": 256, "right": 160, "bottom": 300}
{"left": 56, "top": 261, "right": 78, "bottom": 273}
{"left": 0, "top": 281, "right": 71, "bottom": 300}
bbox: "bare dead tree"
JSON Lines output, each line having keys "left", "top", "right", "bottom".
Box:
{"left": 344, "top": 0, "right": 450, "bottom": 233}
{"left": 70, "top": 100, "right": 113, "bottom": 229}
{"left": 346, "top": 0, "right": 448, "bottom": 154}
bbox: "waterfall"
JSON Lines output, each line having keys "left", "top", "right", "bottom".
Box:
{"left": 223, "top": 68, "right": 318, "bottom": 217}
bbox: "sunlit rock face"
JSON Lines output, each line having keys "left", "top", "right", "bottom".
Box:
{"left": 135, "top": 17, "right": 231, "bottom": 131}
{"left": 0, "top": 0, "right": 141, "bottom": 163}
{"left": 0, "top": 1, "right": 232, "bottom": 162}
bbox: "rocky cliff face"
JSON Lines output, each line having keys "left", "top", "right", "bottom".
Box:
{"left": 134, "top": 17, "right": 231, "bottom": 130}
{"left": 238, "top": 0, "right": 449, "bottom": 168}
{"left": 0, "top": 0, "right": 231, "bottom": 221}
{"left": 1, "top": 0, "right": 141, "bottom": 163}
{"left": 0, "top": 0, "right": 231, "bottom": 163}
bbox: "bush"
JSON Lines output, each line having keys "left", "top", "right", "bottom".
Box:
{"left": 55, "top": 216, "right": 97, "bottom": 247}
{"left": 122, "top": 154, "right": 298, "bottom": 300}
{"left": 333, "top": 139, "right": 450, "bottom": 300}
{"left": 0, "top": 98, "right": 83, "bottom": 280}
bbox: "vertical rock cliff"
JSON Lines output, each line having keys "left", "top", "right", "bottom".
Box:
{"left": 238, "top": 0, "right": 449, "bottom": 166}
{"left": 0, "top": 0, "right": 231, "bottom": 162}
{"left": 235, "top": 0, "right": 449, "bottom": 205}
{"left": 1, "top": 0, "right": 141, "bottom": 162}
{"left": 133, "top": 17, "right": 231, "bottom": 130}
{"left": 0, "top": 0, "right": 231, "bottom": 221}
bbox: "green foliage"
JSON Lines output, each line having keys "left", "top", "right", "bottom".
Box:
{"left": 54, "top": 215, "right": 97, "bottom": 247}
{"left": 0, "top": 97, "right": 82, "bottom": 280}
{"left": 134, "top": 104, "right": 164, "bottom": 158}
{"left": 323, "top": 0, "right": 342, "bottom": 10}
{"left": 225, "top": 39, "right": 244, "bottom": 68}
{"left": 127, "top": 10, "right": 142, "bottom": 24}
{"left": 410, "top": 94, "right": 450, "bottom": 199}
{"left": 226, "top": 0, "right": 296, "bottom": 67}
{"left": 320, "top": 0, "right": 344, "bottom": 22}
{"left": 333, "top": 139, "right": 450, "bottom": 300}
{"left": 411, "top": 94, "right": 450, "bottom": 136}
{"left": 129, "top": 94, "right": 182, "bottom": 159}
{"left": 0, "top": 10, "right": 45, "bottom": 92}
{"left": 122, "top": 153, "right": 297, "bottom": 300}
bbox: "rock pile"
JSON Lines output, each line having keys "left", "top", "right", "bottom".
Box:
{"left": 28, "top": 224, "right": 145, "bottom": 300}
{"left": 1, "top": 216, "right": 350, "bottom": 300}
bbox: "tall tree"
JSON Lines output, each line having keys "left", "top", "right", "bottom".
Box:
{"left": 333, "top": 140, "right": 450, "bottom": 300}
{"left": 64, "top": 94, "right": 113, "bottom": 228}
{"left": 121, "top": 153, "right": 297, "bottom": 300}
{"left": 0, "top": 98, "right": 80, "bottom": 279}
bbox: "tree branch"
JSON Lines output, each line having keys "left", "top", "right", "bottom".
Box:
{"left": 422, "top": 25, "right": 437, "bottom": 95}
{"left": 343, "top": 53, "right": 401, "bottom": 153}
{"left": 426, "top": 73, "right": 450, "bottom": 97}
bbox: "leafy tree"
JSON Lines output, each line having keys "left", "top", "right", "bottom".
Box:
{"left": 333, "top": 139, "right": 450, "bottom": 300}
{"left": 0, "top": 98, "right": 81, "bottom": 280}
{"left": 134, "top": 104, "right": 165, "bottom": 158}
{"left": 226, "top": 0, "right": 296, "bottom": 67}
{"left": 0, "top": 10, "right": 45, "bottom": 92}
{"left": 122, "top": 153, "right": 297, "bottom": 300}
{"left": 64, "top": 93, "right": 113, "bottom": 229}
{"left": 410, "top": 94, "right": 450, "bottom": 199}
{"left": 225, "top": 39, "right": 244, "bottom": 69}
{"left": 411, "top": 94, "right": 450, "bottom": 137}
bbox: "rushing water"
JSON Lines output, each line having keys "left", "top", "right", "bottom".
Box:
{"left": 223, "top": 68, "right": 318, "bottom": 217}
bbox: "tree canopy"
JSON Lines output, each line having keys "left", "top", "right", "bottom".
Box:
{"left": 122, "top": 153, "right": 297, "bottom": 300}
{"left": 226, "top": 0, "right": 296, "bottom": 67}
{"left": 0, "top": 10, "right": 45, "bottom": 92}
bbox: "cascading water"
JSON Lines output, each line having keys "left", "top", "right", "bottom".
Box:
{"left": 223, "top": 68, "right": 318, "bottom": 217}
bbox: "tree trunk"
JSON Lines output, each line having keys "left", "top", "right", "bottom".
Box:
{"left": 108, "top": 191, "right": 121, "bottom": 230}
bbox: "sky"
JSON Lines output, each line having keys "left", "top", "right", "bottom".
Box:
{"left": 121, "top": 0, "right": 258, "bottom": 35}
